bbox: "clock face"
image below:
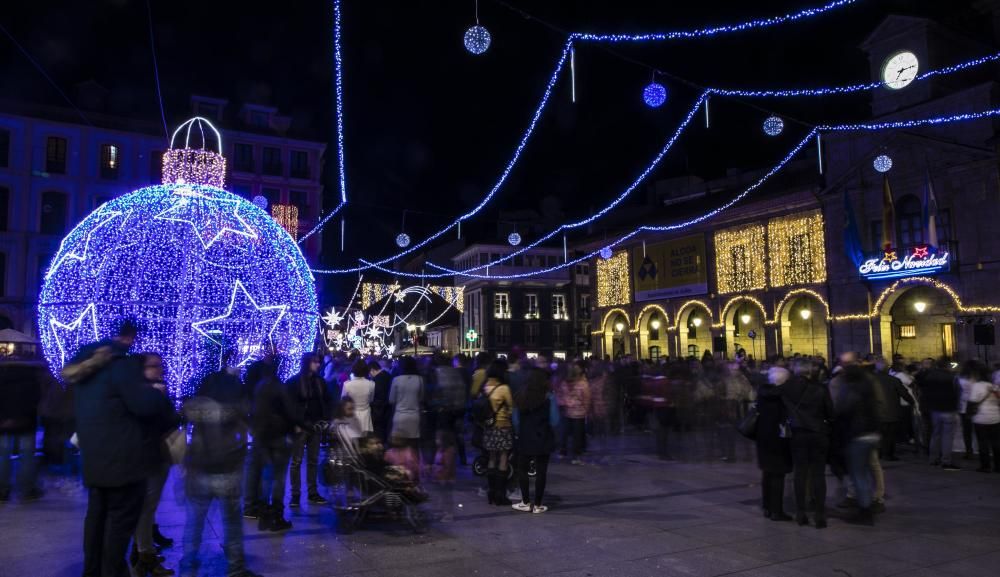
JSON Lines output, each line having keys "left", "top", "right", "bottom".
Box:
{"left": 882, "top": 51, "right": 919, "bottom": 90}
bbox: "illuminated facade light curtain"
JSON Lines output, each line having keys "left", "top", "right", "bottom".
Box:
{"left": 596, "top": 251, "right": 631, "bottom": 307}
{"left": 714, "top": 223, "right": 766, "bottom": 294}
{"left": 768, "top": 209, "right": 827, "bottom": 287}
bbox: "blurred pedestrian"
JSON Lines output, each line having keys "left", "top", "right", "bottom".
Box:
{"left": 0, "top": 358, "right": 45, "bottom": 502}
{"left": 480, "top": 360, "right": 513, "bottom": 506}
{"left": 836, "top": 365, "right": 881, "bottom": 526}
{"left": 754, "top": 366, "right": 793, "bottom": 522}
{"left": 66, "top": 318, "right": 173, "bottom": 577}
{"left": 918, "top": 358, "right": 961, "bottom": 470}
{"left": 368, "top": 360, "right": 391, "bottom": 442}
{"left": 342, "top": 358, "right": 375, "bottom": 433}
{"left": 970, "top": 367, "right": 1000, "bottom": 472}
{"left": 389, "top": 357, "right": 424, "bottom": 482}
{"left": 180, "top": 351, "right": 261, "bottom": 577}
{"left": 511, "top": 362, "right": 555, "bottom": 514}
{"left": 783, "top": 359, "right": 834, "bottom": 528}
{"left": 286, "top": 353, "right": 331, "bottom": 508}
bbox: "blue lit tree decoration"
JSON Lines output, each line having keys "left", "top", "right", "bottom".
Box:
{"left": 643, "top": 80, "right": 667, "bottom": 108}
{"left": 463, "top": 0, "right": 491, "bottom": 55}
{"left": 37, "top": 118, "right": 318, "bottom": 397}
{"left": 763, "top": 116, "right": 784, "bottom": 136}
{"left": 873, "top": 154, "right": 893, "bottom": 173}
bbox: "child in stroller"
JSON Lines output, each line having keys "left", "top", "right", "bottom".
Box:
{"left": 358, "top": 435, "right": 428, "bottom": 503}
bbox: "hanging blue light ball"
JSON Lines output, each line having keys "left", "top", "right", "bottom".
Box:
{"left": 396, "top": 233, "right": 411, "bottom": 248}
{"left": 873, "top": 154, "right": 893, "bottom": 173}
{"left": 763, "top": 116, "right": 784, "bottom": 137}
{"left": 600, "top": 247, "right": 614, "bottom": 260}
{"left": 643, "top": 82, "right": 667, "bottom": 108}
{"left": 508, "top": 232, "right": 521, "bottom": 246}
{"left": 37, "top": 184, "right": 318, "bottom": 398}
{"left": 464, "top": 25, "right": 491, "bottom": 55}
{"left": 252, "top": 195, "right": 268, "bottom": 210}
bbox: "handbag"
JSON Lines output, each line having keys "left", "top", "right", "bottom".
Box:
{"left": 163, "top": 428, "right": 187, "bottom": 465}
{"left": 736, "top": 403, "right": 759, "bottom": 440}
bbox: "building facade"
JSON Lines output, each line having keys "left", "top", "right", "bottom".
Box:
{"left": 590, "top": 15, "right": 1000, "bottom": 364}
{"left": 454, "top": 244, "right": 591, "bottom": 360}
{"left": 0, "top": 96, "right": 326, "bottom": 338}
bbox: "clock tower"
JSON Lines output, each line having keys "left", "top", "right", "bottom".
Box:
{"left": 861, "top": 15, "right": 994, "bottom": 117}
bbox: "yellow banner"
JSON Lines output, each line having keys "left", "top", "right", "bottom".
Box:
{"left": 633, "top": 235, "right": 708, "bottom": 302}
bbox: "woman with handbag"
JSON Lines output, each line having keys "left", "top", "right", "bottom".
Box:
{"left": 754, "top": 366, "right": 793, "bottom": 522}
{"left": 132, "top": 352, "right": 181, "bottom": 577}
{"left": 481, "top": 361, "right": 513, "bottom": 505}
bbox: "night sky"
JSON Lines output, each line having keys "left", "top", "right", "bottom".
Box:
{"left": 3, "top": 0, "right": 989, "bottom": 293}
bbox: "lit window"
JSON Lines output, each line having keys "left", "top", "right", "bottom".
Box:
{"left": 552, "top": 294, "right": 567, "bottom": 320}
{"left": 525, "top": 294, "right": 539, "bottom": 319}
{"left": 100, "top": 144, "right": 119, "bottom": 179}
{"left": 899, "top": 324, "right": 916, "bottom": 339}
{"left": 494, "top": 293, "right": 510, "bottom": 319}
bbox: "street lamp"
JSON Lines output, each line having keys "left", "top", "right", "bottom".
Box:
{"left": 741, "top": 313, "right": 751, "bottom": 325}
{"left": 650, "top": 318, "right": 661, "bottom": 330}
{"left": 615, "top": 321, "right": 625, "bottom": 333}
{"left": 914, "top": 301, "right": 927, "bottom": 313}
{"left": 692, "top": 316, "right": 703, "bottom": 328}
{"left": 800, "top": 308, "right": 812, "bottom": 320}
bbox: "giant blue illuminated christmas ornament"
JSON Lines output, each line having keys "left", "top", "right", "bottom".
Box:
{"left": 643, "top": 82, "right": 667, "bottom": 108}
{"left": 37, "top": 118, "right": 319, "bottom": 397}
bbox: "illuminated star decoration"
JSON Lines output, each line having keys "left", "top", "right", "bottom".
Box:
{"left": 192, "top": 280, "right": 288, "bottom": 366}
{"left": 323, "top": 307, "right": 344, "bottom": 328}
{"left": 912, "top": 246, "right": 929, "bottom": 259}
{"left": 46, "top": 210, "right": 123, "bottom": 279}
{"left": 394, "top": 290, "right": 407, "bottom": 303}
{"left": 882, "top": 250, "right": 897, "bottom": 262}
{"left": 386, "top": 343, "right": 396, "bottom": 356}
{"left": 154, "top": 187, "right": 258, "bottom": 249}
{"left": 49, "top": 304, "right": 100, "bottom": 365}
{"left": 366, "top": 325, "right": 382, "bottom": 340}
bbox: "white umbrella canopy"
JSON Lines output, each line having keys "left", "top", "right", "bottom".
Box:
{"left": 0, "top": 328, "right": 38, "bottom": 344}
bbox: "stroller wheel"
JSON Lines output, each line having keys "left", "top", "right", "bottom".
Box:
{"left": 472, "top": 455, "right": 488, "bottom": 476}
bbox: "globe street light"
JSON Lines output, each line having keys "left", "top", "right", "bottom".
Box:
{"left": 800, "top": 308, "right": 812, "bottom": 320}
{"left": 615, "top": 321, "right": 625, "bottom": 333}
{"left": 741, "top": 313, "right": 752, "bottom": 325}
{"left": 692, "top": 316, "right": 703, "bottom": 328}
{"left": 914, "top": 301, "right": 928, "bottom": 313}
{"left": 650, "top": 318, "right": 661, "bottom": 330}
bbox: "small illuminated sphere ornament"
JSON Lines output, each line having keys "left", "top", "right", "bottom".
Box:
{"left": 464, "top": 25, "right": 491, "bottom": 55}
{"left": 873, "top": 154, "right": 893, "bottom": 173}
{"left": 37, "top": 118, "right": 318, "bottom": 397}
{"left": 396, "top": 233, "right": 411, "bottom": 248}
{"left": 763, "top": 116, "right": 784, "bottom": 137}
{"left": 252, "top": 195, "right": 268, "bottom": 210}
{"left": 508, "top": 232, "right": 521, "bottom": 246}
{"left": 599, "top": 247, "right": 614, "bottom": 260}
{"left": 643, "top": 82, "right": 667, "bottom": 108}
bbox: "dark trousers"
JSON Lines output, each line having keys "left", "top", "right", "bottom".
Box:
{"left": 245, "top": 438, "right": 291, "bottom": 508}
{"left": 289, "top": 429, "right": 321, "bottom": 499}
{"left": 791, "top": 430, "right": 829, "bottom": 516}
{"left": 879, "top": 422, "right": 898, "bottom": 460}
{"left": 181, "top": 471, "right": 245, "bottom": 577}
{"left": 975, "top": 423, "right": 1000, "bottom": 471}
{"left": 564, "top": 418, "right": 586, "bottom": 459}
{"left": 760, "top": 472, "right": 786, "bottom": 515}
{"left": 517, "top": 454, "right": 550, "bottom": 506}
{"left": 82, "top": 480, "right": 146, "bottom": 577}
{"left": 960, "top": 414, "right": 975, "bottom": 455}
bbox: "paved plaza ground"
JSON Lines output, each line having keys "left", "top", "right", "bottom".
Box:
{"left": 2, "top": 434, "right": 1000, "bottom": 577}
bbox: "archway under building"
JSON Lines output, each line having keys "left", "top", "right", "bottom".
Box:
{"left": 636, "top": 305, "right": 668, "bottom": 361}
{"left": 877, "top": 281, "right": 958, "bottom": 362}
{"left": 676, "top": 301, "right": 713, "bottom": 360}
{"left": 778, "top": 291, "right": 830, "bottom": 360}
{"left": 602, "top": 309, "right": 632, "bottom": 360}
{"left": 723, "top": 297, "right": 766, "bottom": 360}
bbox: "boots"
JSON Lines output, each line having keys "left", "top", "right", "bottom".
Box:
{"left": 152, "top": 524, "right": 173, "bottom": 549}
{"left": 270, "top": 505, "right": 293, "bottom": 531}
{"left": 133, "top": 551, "right": 175, "bottom": 576}
{"left": 485, "top": 469, "right": 497, "bottom": 505}
{"left": 845, "top": 507, "right": 875, "bottom": 526}
{"left": 492, "top": 470, "right": 511, "bottom": 506}
{"left": 257, "top": 505, "right": 274, "bottom": 531}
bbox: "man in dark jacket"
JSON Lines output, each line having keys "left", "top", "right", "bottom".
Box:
{"left": 66, "top": 318, "right": 172, "bottom": 577}
{"left": 0, "top": 360, "right": 46, "bottom": 502}
{"left": 247, "top": 355, "right": 304, "bottom": 531}
{"left": 369, "top": 360, "right": 391, "bottom": 443}
{"left": 181, "top": 351, "right": 261, "bottom": 577}
{"left": 285, "top": 352, "right": 330, "bottom": 507}
{"left": 873, "top": 357, "right": 915, "bottom": 461}
{"left": 781, "top": 360, "right": 835, "bottom": 528}
{"left": 916, "top": 358, "right": 961, "bottom": 469}
{"left": 836, "top": 365, "right": 882, "bottom": 525}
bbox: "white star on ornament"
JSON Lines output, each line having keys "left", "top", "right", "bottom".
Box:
{"left": 192, "top": 280, "right": 288, "bottom": 366}
{"left": 154, "top": 187, "right": 258, "bottom": 249}
{"left": 46, "top": 210, "right": 123, "bottom": 279}
{"left": 323, "top": 308, "right": 344, "bottom": 328}
{"left": 49, "top": 304, "right": 100, "bottom": 366}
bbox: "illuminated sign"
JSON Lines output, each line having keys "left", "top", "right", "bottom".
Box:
{"left": 858, "top": 246, "right": 950, "bottom": 281}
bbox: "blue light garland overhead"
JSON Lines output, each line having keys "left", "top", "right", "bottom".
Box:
{"left": 381, "top": 106, "right": 1000, "bottom": 280}
{"left": 313, "top": 0, "right": 865, "bottom": 272}
{"left": 38, "top": 184, "right": 319, "bottom": 398}
{"left": 299, "top": 0, "right": 347, "bottom": 244}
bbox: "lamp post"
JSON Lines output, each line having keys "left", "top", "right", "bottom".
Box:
{"left": 407, "top": 324, "right": 419, "bottom": 356}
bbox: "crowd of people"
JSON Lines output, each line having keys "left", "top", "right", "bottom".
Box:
{"left": 2, "top": 318, "right": 1000, "bottom": 576}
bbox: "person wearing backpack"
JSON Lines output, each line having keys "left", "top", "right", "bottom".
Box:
{"left": 477, "top": 361, "right": 513, "bottom": 505}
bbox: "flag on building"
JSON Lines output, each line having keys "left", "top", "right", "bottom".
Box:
{"left": 881, "top": 175, "right": 896, "bottom": 250}
{"left": 843, "top": 190, "right": 865, "bottom": 267}
{"left": 923, "top": 170, "right": 939, "bottom": 247}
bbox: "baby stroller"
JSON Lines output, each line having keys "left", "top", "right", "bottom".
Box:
{"left": 322, "top": 422, "right": 425, "bottom": 533}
